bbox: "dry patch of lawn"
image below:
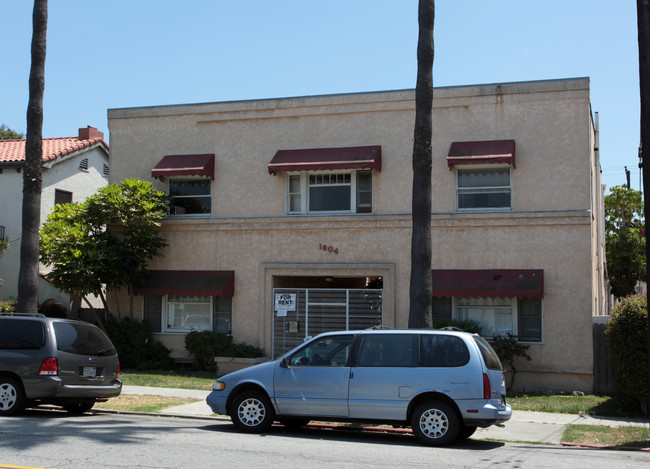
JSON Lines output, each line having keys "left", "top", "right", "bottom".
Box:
{"left": 97, "top": 394, "right": 201, "bottom": 413}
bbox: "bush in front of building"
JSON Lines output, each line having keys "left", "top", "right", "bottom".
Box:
{"left": 104, "top": 317, "right": 175, "bottom": 371}
{"left": 606, "top": 294, "right": 648, "bottom": 416}
{"left": 0, "top": 298, "right": 17, "bottom": 312}
{"left": 184, "top": 330, "right": 265, "bottom": 372}
{"left": 490, "top": 333, "right": 531, "bottom": 391}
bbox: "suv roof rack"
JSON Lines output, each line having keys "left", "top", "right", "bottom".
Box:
{"left": 0, "top": 312, "right": 46, "bottom": 317}
{"left": 366, "top": 325, "right": 392, "bottom": 330}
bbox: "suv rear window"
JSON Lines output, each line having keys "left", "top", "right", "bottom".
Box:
{"left": 473, "top": 335, "right": 503, "bottom": 371}
{"left": 0, "top": 319, "right": 46, "bottom": 349}
{"left": 53, "top": 322, "right": 116, "bottom": 356}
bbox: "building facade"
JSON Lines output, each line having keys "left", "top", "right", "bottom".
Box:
{"left": 0, "top": 127, "right": 109, "bottom": 313}
{"left": 107, "top": 78, "right": 606, "bottom": 392}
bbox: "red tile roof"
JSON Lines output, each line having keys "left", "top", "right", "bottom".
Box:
{"left": 0, "top": 129, "right": 108, "bottom": 165}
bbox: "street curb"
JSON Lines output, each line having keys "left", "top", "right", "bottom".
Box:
{"left": 560, "top": 441, "right": 650, "bottom": 452}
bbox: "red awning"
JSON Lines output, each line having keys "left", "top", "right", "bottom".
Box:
{"left": 133, "top": 270, "right": 234, "bottom": 297}
{"left": 446, "top": 140, "right": 516, "bottom": 169}
{"left": 432, "top": 269, "right": 543, "bottom": 299}
{"left": 152, "top": 154, "right": 215, "bottom": 180}
{"left": 268, "top": 145, "right": 382, "bottom": 175}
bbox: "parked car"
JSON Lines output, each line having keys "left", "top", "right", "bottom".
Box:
{"left": 206, "top": 329, "right": 511, "bottom": 446}
{"left": 0, "top": 313, "right": 122, "bottom": 415}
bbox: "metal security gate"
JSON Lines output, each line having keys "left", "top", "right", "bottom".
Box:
{"left": 272, "top": 288, "right": 382, "bottom": 358}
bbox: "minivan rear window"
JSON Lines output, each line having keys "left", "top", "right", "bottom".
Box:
{"left": 53, "top": 322, "right": 116, "bottom": 356}
{"left": 420, "top": 334, "right": 470, "bottom": 367}
{"left": 473, "top": 335, "right": 503, "bottom": 371}
{"left": 0, "top": 319, "right": 46, "bottom": 349}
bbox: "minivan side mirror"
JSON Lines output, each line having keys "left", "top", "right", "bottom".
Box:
{"left": 280, "top": 356, "right": 290, "bottom": 368}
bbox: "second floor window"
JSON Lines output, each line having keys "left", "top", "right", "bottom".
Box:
{"left": 287, "top": 170, "right": 372, "bottom": 215}
{"left": 169, "top": 179, "right": 211, "bottom": 216}
{"left": 456, "top": 166, "right": 511, "bottom": 211}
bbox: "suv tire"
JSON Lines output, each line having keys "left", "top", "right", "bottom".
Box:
{"left": 0, "top": 376, "right": 26, "bottom": 416}
{"left": 230, "top": 390, "right": 275, "bottom": 433}
{"left": 411, "top": 400, "right": 459, "bottom": 446}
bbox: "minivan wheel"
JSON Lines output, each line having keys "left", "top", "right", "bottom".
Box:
{"left": 63, "top": 399, "right": 95, "bottom": 414}
{"left": 0, "top": 377, "right": 26, "bottom": 416}
{"left": 411, "top": 400, "right": 459, "bottom": 446}
{"left": 456, "top": 425, "right": 478, "bottom": 440}
{"left": 231, "top": 391, "right": 275, "bottom": 433}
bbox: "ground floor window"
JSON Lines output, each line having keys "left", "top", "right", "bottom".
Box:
{"left": 432, "top": 296, "right": 542, "bottom": 342}
{"left": 143, "top": 294, "right": 232, "bottom": 334}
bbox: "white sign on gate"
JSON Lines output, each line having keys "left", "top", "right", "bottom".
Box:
{"left": 275, "top": 293, "right": 296, "bottom": 311}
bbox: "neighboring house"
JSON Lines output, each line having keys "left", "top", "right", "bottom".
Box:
{"left": 0, "top": 126, "right": 109, "bottom": 314}
{"left": 107, "top": 78, "right": 607, "bottom": 392}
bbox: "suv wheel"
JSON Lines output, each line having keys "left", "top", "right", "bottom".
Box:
{"left": 0, "top": 377, "right": 26, "bottom": 416}
{"left": 411, "top": 400, "right": 459, "bottom": 446}
{"left": 230, "top": 390, "right": 275, "bottom": 433}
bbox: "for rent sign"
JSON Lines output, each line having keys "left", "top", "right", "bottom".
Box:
{"left": 275, "top": 293, "right": 297, "bottom": 312}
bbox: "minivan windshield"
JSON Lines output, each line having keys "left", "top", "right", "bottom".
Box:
{"left": 473, "top": 335, "right": 503, "bottom": 371}
{"left": 53, "top": 322, "right": 116, "bottom": 356}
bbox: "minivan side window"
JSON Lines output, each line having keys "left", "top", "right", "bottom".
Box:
{"left": 290, "top": 335, "right": 354, "bottom": 367}
{"left": 473, "top": 335, "right": 503, "bottom": 371}
{"left": 357, "top": 334, "right": 419, "bottom": 367}
{"left": 0, "top": 319, "right": 45, "bottom": 349}
{"left": 420, "top": 335, "right": 470, "bottom": 367}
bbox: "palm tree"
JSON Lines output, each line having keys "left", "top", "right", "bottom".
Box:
{"left": 408, "top": 0, "right": 435, "bottom": 328}
{"left": 17, "top": 0, "right": 48, "bottom": 313}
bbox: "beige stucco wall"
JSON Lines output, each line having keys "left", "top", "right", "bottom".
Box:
{"left": 107, "top": 78, "right": 601, "bottom": 392}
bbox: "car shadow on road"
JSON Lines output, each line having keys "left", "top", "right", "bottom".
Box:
{"left": 200, "top": 422, "right": 505, "bottom": 450}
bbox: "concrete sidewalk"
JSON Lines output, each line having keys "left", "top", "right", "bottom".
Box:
{"left": 117, "top": 385, "right": 650, "bottom": 446}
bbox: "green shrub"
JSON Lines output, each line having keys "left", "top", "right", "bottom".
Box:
{"left": 104, "top": 317, "right": 174, "bottom": 371}
{"left": 606, "top": 294, "right": 648, "bottom": 415}
{"left": 490, "top": 333, "right": 531, "bottom": 391}
{"left": 184, "top": 331, "right": 265, "bottom": 372}
{"left": 0, "top": 298, "right": 17, "bottom": 312}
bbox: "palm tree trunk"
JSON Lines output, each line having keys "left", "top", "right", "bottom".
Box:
{"left": 17, "top": 0, "right": 48, "bottom": 313}
{"left": 409, "top": 0, "right": 435, "bottom": 328}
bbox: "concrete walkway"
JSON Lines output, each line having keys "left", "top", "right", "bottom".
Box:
{"left": 117, "top": 386, "right": 650, "bottom": 446}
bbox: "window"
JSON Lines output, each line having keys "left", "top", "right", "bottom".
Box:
{"left": 420, "top": 335, "right": 470, "bottom": 367}
{"left": 214, "top": 296, "right": 232, "bottom": 335}
{"left": 456, "top": 166, "right": 511, "bottom": 210}
{"left": 357, "top": 334, "right": 419, "bottom": 367}
{"left": 54, "top": 189, "right": 72, "bottom": 206}
{"left": 287, "top": 170, "right": 372, "bottom": 214}
{"left": 144, "top": 294, "right": 232, "bottom": 334}
{"left": 169, "top": 179, "right": 211, "bottom": 215}
{"left": 455, "top": 297, "right": 542, "bottom": 342}
{"left": 290, "top": 334, "right": 355, "bottom": 367}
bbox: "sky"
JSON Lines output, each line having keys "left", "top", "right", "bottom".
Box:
{"left": 0, "top": 1, "right": 642, "bottom": 192}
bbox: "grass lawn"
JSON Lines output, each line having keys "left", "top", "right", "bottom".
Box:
{"left": 562, "top": 424, "right": 650, "bottom": 448}
{"left": 97, "top": 394, "right": 201, "bottom": 413}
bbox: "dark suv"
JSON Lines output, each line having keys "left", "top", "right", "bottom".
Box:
{"left": 0, "top": 313, "right": 122, "bottom": 415}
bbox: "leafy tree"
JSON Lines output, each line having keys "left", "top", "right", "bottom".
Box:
{"left": 39, "top": 178, "right": 169, "bottom": 321}
{"left": 409, "top": 0, "right": 435, "bottom": 328}
{"left": 605, "top": 185, "right": 645, "bottom": 298}
{"left": 0, "top": 124, "right": 24, "bottom": 139}
{"left": 17, "top": 0, "right": 47, "bottom": 313}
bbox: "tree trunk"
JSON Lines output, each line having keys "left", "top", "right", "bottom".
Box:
{"left": 408, "top": 0, "right": 435, "bottom": 329}
{"left": 637, "top": 0, "right": 650, "bottom": 419}
{"left": 17, "top": 0, "right": 48, "bottom": 313}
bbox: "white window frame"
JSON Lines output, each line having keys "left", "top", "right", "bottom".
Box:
{"left": 455, "top": 164, "right": 512, "bottom": 212}
{"left": 286, "top": 170, "right": 370, "bottom": 215}
{"left": 452, "top": 297, "right": 543, "bottom": 343}
{"left": 163, "top": 294, "right": 213, "bottom": 333}
{"left": 167, "top": 177, "right": 212, "bottom": 218}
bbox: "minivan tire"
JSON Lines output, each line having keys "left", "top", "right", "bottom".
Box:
{"left": 456, "top": 425, "right": 478, "bottom": 440}
{"left": 0, "top": 376, "right": 26, "bottom": 416}
{"left": 230, "top": 390, "right": 275, "bottom": 433}
{"left": 411, "top": 400, "right": 459, "bottom": 446}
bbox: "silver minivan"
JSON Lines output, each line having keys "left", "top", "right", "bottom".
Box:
{"left": 206, "top": 329, "right": 511, "bottom": 446}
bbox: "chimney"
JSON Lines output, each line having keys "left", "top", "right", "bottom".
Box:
{"left": 78, "top": 126, "right": 104, "bottom": 141}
